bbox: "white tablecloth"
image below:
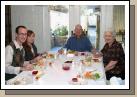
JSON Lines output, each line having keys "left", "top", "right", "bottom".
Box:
{"left": 7, "top": 52, "right": 106, "bottom": 85}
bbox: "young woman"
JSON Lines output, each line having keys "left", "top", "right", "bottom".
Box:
{"left": 23, "top": 30, "right": 41, "bottom": 63}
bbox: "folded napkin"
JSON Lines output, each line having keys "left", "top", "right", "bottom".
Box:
{"left": 110, "top": 76, "right": 122, "bottom": 85}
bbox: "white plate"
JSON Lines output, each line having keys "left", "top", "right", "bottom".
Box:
{"left": 84, "top": 67, "right": 97, "bottom": 72}
{"left": 67, "top": 54, "right": 75, "bottom": 57}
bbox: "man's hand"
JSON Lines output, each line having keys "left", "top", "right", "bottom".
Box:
{"left": 92, "top": 49, "right": 102, "bottom": 58}
{"left": 21, "top": 64, "right": 33, "bottom": 71}
{"left": 58, "top": 49, "right": 64, "bottom": 54}
{"left": 30, "top": 56, "right": 43, "bottom": 64}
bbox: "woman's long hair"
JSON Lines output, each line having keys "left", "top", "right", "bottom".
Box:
{"left": 23, "top": 30, "right": 35, "bottom": 56}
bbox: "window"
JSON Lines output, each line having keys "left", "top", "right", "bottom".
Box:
{"left": 49, "top": 5, "right": 69, "bottom": 48}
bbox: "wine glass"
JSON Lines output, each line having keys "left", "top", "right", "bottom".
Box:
{"left": 77, "top": 62, "right": 85, "bottom": 78}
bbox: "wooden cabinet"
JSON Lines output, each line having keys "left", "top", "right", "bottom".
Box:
{"left": 5, "top": 5, "right": 12, "bottom": 46}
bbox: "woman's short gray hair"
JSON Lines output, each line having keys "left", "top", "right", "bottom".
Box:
{"left": 104, "top": 29, "right": 116, "bottom": 37}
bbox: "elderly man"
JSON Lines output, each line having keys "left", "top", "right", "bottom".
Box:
{"left": 5, "top": 26, "right": 33, "bottom": 80}
{"left": 59, "top": 24, "right": 93, "bottom": 53}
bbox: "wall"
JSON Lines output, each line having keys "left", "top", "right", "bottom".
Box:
{"left": 99, "top": 5, "right": 113, "bottom": 50}
{"left": 69, "top": 5, "right": 114, "bottom": 50}
{"left": 69, "top": 5, "right": 80, "bottom": 35}
{"left": 113, "top": 5, "right": 125, "bottom": 32}
{"left": 11, "top": 5, "right": 114, "bottom": 51}
{"left": 11, "top": 5, "right": 51, "bottom": 53}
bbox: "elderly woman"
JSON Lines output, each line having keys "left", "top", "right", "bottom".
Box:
{"left": 101, "top": 31, "right": 125, "bottom": 80}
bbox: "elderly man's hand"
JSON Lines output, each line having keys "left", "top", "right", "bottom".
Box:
{"left": 92, "top": 49, "right": 102, "bottom": 58}
{"left": 58, "top": 49, "right": 64, "bottom": 54}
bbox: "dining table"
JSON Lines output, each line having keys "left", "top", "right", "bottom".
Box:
{"left": 6, "top": 51, "right": 107, "bottom": 85}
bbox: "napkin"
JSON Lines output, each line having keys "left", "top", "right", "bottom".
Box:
{"left": 110, "top": 76, "right": 122, "bottom": 85}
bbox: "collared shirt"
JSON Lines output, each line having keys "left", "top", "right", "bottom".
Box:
{"left": 64, "top": 35, "right": 92, "bottom": 52}
{"left": 5, "top": 40, "right": 24, "bottom": 74}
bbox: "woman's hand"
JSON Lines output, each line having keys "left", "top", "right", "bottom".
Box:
{"left": 105, "top": 61, "right": 118, "bottom": 71}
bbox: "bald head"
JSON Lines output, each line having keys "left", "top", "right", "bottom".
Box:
{"left": 74, "top": 24, "right": 83, "bottom": 37}
{"left": 75, "top": 24, "right": 82, "bottom": 29}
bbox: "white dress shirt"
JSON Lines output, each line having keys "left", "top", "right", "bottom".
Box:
{"left": 5, "top": 40, "right": 24, "bottom": 74}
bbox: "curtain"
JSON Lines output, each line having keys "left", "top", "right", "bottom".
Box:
{"left": 113, "top": 5, "right": 125, "bottom": 33}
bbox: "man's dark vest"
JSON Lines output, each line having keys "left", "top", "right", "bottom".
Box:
{"left": 5, "top": 41, "right": 24, "bottom": 81}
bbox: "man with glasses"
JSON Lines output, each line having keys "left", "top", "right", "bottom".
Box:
{"left": 5, "top": 25, "right": 33, "bottom": 80}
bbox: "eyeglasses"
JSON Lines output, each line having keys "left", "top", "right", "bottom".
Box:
{"left": 18, "top": 33, "right": 27, "bottom": 36}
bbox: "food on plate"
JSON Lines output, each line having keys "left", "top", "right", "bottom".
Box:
{"left": 49, "top": 62, "right": 52, "bottom": 66}
{"left": 32, "top": 63, "right": 37, "bottom": 66}
{"left": 64, "top": 61, "right": 72, "bottom": 63}
{"left": 36, "top": 59, "right": 44, "bottom": 66}
{"left": 35, "top": 76, "right": 40, "bottom": 80}
{"left": 42, "top": 53, "right": 47, "bottom": 58}
{"left": 32, "top": 70, "right": 38, "bottom": 75}
{"left": 84, "top": 71, "right": 101, "bottom": 80}
{"left": 92, "top": 58, "right": 100, "bottom": 62}
{"left": 67, "top": 50, "right": 79, "bottom": 56}
{"left": 83, "top": 56, "right": 92, "bottom": 66}
{"left": 84, "top": 71, "right": 93, "bottom": 78}
{"left": 34, "top": 71, "right": 43, "bottom": 80}
{"left": 94, "top": 73, "right": 100, "bottom": 79}
{"left": 72, "top": 78, "right": 78, "bottom": 82}
{"left": 74, "top": 51, "right": 78, "bottom": 56}
{"left": 47, "top": 53, "right": 55, "bottom": 59}
{"left": 92, "top": 56, "right": 101, "bottom": 62}
{"left": 76, "top": 74, "right": 81, "bottom": 78}
{"left": 41, "top": 52, "right": 48, "bottom": 58}
{"left": 67, "top": 50, "right": 76, "bottom": 54}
